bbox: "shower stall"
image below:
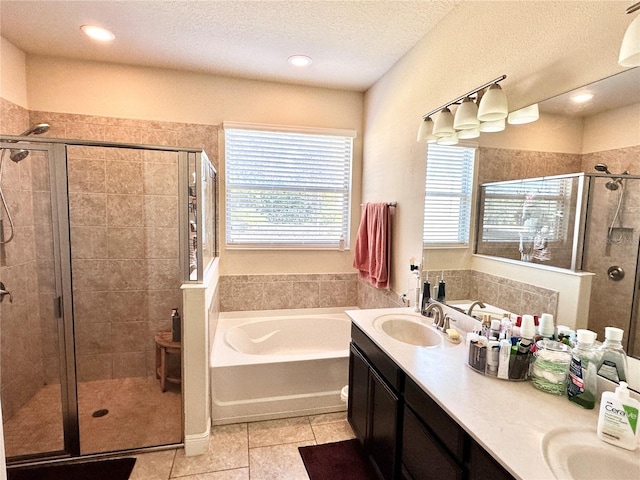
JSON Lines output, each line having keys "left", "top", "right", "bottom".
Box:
{"left": 0, "top": 131, "right": 216, "bottom": 464}
{"left": 475, "top": 171, "right": 640, "bottom": 358}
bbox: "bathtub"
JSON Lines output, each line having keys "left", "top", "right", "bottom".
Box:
{"left": 210, "top": 307, "right": 354, "bottom": 425}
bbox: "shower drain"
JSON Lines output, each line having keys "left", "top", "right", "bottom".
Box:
{"left": 92, "top": 409, "right": 109, "bottom": 418}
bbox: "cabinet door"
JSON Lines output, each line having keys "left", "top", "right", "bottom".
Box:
{"left": 467, "top": 439, "right": 514, "bottom": 480}
{"left": 369, "top": 367, "right": 400, "bottom": 480}
{"left": 402, "top": 408, "right": 464, "bottom": 480}
{"left": 348, "top": 344, "right": 370, "bottom": 443}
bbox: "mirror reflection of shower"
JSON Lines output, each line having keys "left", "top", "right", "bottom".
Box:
{"left": 0, "top": 123, "right": 50, "bottom": 244}
{"left": 594, "top": 163, "right": 630, "bottom": 244}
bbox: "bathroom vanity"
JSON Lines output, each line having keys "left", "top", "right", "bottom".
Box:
{"left": 346, "top": 307, "right": 640, "bottom": 480}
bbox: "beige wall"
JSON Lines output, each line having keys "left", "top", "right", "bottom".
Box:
{"left": 583, "top": 102, "right": 640, "bottom": 154}
{"left": 0, "top": 37, "right": 28, "bottom": 107}
{"left": 21, "top": 54, "right": 364, "bottom": 276}
{"left": 363, "top": 0, "right": 630, "bottom": 324}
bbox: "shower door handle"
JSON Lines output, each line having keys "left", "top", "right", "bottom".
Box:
{"left": 0, "top": 282, "right": 12, "bottom": 303}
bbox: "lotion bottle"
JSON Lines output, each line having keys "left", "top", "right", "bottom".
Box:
{"left": 597, "top": 381, "right": 639, "bottom": 451}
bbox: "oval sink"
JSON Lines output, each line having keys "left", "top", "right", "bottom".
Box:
{"left": 373, "top": 314, "right": 443, "bottom": 347}
{"left": 541, "top": 426, "right": 640, "bottom": 479}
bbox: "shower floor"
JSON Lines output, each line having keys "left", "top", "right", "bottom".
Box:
{"left": 2, "top": 376, "right": 181, "bottom": 458}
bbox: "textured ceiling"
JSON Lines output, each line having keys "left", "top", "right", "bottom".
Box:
{"left": 0, "top": 0, "right": 459, "bottom": 91}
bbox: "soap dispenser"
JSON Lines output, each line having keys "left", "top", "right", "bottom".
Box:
{"left": 597, "top": 381, "right": 639, "bottom": 451}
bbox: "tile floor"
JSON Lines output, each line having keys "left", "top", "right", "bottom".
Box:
{"left": 130, "top": 412, "right": 355, "bottom": 480}
{"left": 3, "top": 376, "right": 181, "bottom": 457}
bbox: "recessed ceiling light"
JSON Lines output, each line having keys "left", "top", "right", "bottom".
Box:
{"left": 288, "top": 55, "right": 312, "bottom": 67}
{"left": 571, "top": 93, "right": 594, "bottom": 104}
{"left": 81, "top": 25, "right": 115, "bottom": 42}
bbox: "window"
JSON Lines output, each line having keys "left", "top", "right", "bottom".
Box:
{"left": 423, "top": 144, "right": 476, "bottom": 247}
{"left": 224, "top": 124, "right": 354, "bottom": 248}
{"left": 479, "top": 177, "right": 573, "bottom": 243}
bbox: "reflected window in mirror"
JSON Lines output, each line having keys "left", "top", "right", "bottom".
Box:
{"left": 423, "top": 144, "right": 476, "bottom": 247}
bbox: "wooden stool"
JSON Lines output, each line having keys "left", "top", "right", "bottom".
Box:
{"left": 155, "top": 331, "right": 181, "bottom": 392}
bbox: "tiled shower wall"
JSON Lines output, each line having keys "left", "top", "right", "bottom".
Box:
{"left": 582, "top": 145, "right": 640, "bottom": 354}
{"left": 0, "top": 98, "right": 50, "bottom": 419}
{"left": 1, "top": 100, "right": 220, "bottom": 390}
{"left": 26, "top": 110, "right": 219, "bottom": 382}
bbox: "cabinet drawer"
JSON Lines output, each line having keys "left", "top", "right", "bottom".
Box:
{"left": 405, "top": 376, "right": 465, "bottom": 463}
{"left": 352, "top": 323, "right": 404, "bottom": 392}
{"left": 402, "top": 408, "right": 464, "bottom": 480}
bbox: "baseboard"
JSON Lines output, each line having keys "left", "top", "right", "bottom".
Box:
{"left": 184, "top": 423, "right": 211, "bottom": 456}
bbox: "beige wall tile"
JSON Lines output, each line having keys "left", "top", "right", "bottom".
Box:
{"left": 106, "top": 160, "right": 144, "bottom": 195}
{"left": 146, "top": 227, "right": 179, "bottom": 259}
{"left": 144, "top": 195, "right": 178, "bottom": 227}
{"left": 108, "top": 259, "right": 148, "bottom": 290}
{"left": 107, "top": 227, "right": 145, "bottom": 259}
{"left": 71, "top": 226, "right": 108, "bottom": 259}
{"left": 107, "top": 194, "right": 144, "bottom": 227}
{"left": 67, "top": 158, "right": 106, "bottom": 193}
{"left": 144, "top": 162, "right": 178, "bottom": 195}
{"left": 69, "top": 192, "right": 107, "bottom": 226}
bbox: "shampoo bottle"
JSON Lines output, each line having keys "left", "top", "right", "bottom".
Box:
{"left": 597, "top": 381, "right": 639, "bottom": 451}
{"left": 171, "top": 308, "right": 181, "bottom": 342}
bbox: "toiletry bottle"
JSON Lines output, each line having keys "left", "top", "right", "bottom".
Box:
{"left": 437, "top": 273, "right": 446, "bottom": 303}
{"left": 171, "top": 308, "right": 181, "bottom": 342}
{"left": 597, "top": 327, "right": 628, "bottom": 383}
{"left": 597, "top": 381, "right": 639, "bottom": 451}
{"left": 497, "top": 339, "right": 511, "bottom": 379}
{"left": 486, "top": 340, "right": 500, "bottom": 377}
{"left": 420, "top": 280, "right": 431, "bottom": 315}
{"left": 508, "top": 314, "right": 535, "bottom": 380}
{"left": 537, "top": 313, "right": 555, "bottom": 340}
{"left": 489, "top": 319, "right": 501, "bottom": 340}
{"left": 481, "top": 314, "right": 491, "bottom": 338}
{"left": 567, "top": 329, "right": 599, "bottom": 409}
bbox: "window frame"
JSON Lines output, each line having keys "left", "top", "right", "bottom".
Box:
{"left": 223, "top": 122, "right": 355, "bottom": 250}
{"left": 423, "top": 143, "right": 477, "bottom": 248}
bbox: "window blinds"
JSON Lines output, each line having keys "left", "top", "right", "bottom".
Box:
{"left": 423, "top": 144, "right": 476, "bottom": 246}
{"left": 225, "top": 128, "right": 353, "bottom": 248}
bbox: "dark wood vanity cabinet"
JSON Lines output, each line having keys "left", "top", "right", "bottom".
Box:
{"left": 348, "top": 326, "right": 403, "bottom": 480}
{"left": 348, "top": 323, "right": 514, "bottom": 480}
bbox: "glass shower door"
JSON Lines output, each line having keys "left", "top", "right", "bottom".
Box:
{"left": 0, "top": 143, "right": 75, "bottom": 460}
{"left": 68, "top": 145, "right": 183, "bottom": 455}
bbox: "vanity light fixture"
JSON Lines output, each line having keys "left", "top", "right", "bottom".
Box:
{"left": 417, "top": 117, "right": 437, "bottom": 143}
{"left": 479, "top": 118, "right": 506, "bottom": 133}
{"left": 477, "top": 84, "right": 508, "bottom": 122}
{"left": 416, "top": 74, "right": 506, "bottom": 142}
{"left": 288, "top": 55, "right": 312, "bottom": 67}
{"left": 507, "top": 103, "right": 539, "bottom": 125}
{"left": 432, "top": 107, "right": 456, "bottom": 137}
{"left": 80, "top": 25, "right": 115, "bottom": 42}
{"left": 436, "top": 132, "right": 459, "bottom": 145}
{"left": 457, "top": 127, "right": 480, "bottom": 139}
{"left": 453, "top": 97, "right": 480, "bottom": 130}
{"left": 619, "top": 2, "right": 640, "bottom": 67}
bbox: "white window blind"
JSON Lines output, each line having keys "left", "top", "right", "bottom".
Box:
{"left": 423, "top": 144, "right": 476, "bottom": 246}
{"left": 225, "top": 127, "right": 353, "bottom": 248}
{"left": 480, "top": 177, "right": 573, "bottom": 243}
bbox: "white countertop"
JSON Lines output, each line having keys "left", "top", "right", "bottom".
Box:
{"left": 346, "top": 307, "right": 640, "bottom": 480}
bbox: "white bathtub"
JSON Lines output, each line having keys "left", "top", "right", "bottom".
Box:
{"left": 210, "top": 307, "right": 354, "bottom": 425}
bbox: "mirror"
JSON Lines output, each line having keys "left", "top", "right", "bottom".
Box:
{"left": 423, "top": 68, "right": 640, "bottom": 392}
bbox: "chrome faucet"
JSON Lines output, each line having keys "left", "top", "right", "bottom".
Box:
{"left": 424, "top": 302, "right": 445, "bottom": 330}
{"left": 466, "top": 301, "right": 486, "bottom": 317}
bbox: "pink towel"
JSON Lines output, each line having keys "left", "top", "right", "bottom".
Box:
{"left": 353, "top": 203, "right": 390, "bottom": 289}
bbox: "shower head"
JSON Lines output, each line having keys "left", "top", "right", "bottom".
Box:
{"left": 9, "top": 149, "right": 29, "bottom": 163}
{"left": 3, "top": 123, "right": 51, "bottom": 162}
{"left": 594, "top": 163, "right": 612, "bottom": 174}
{"left": 19, "top": 123, "right": 50, "bottom": 137}
{"left": 605, "top": 180, "right": 620, "bottom": 191}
